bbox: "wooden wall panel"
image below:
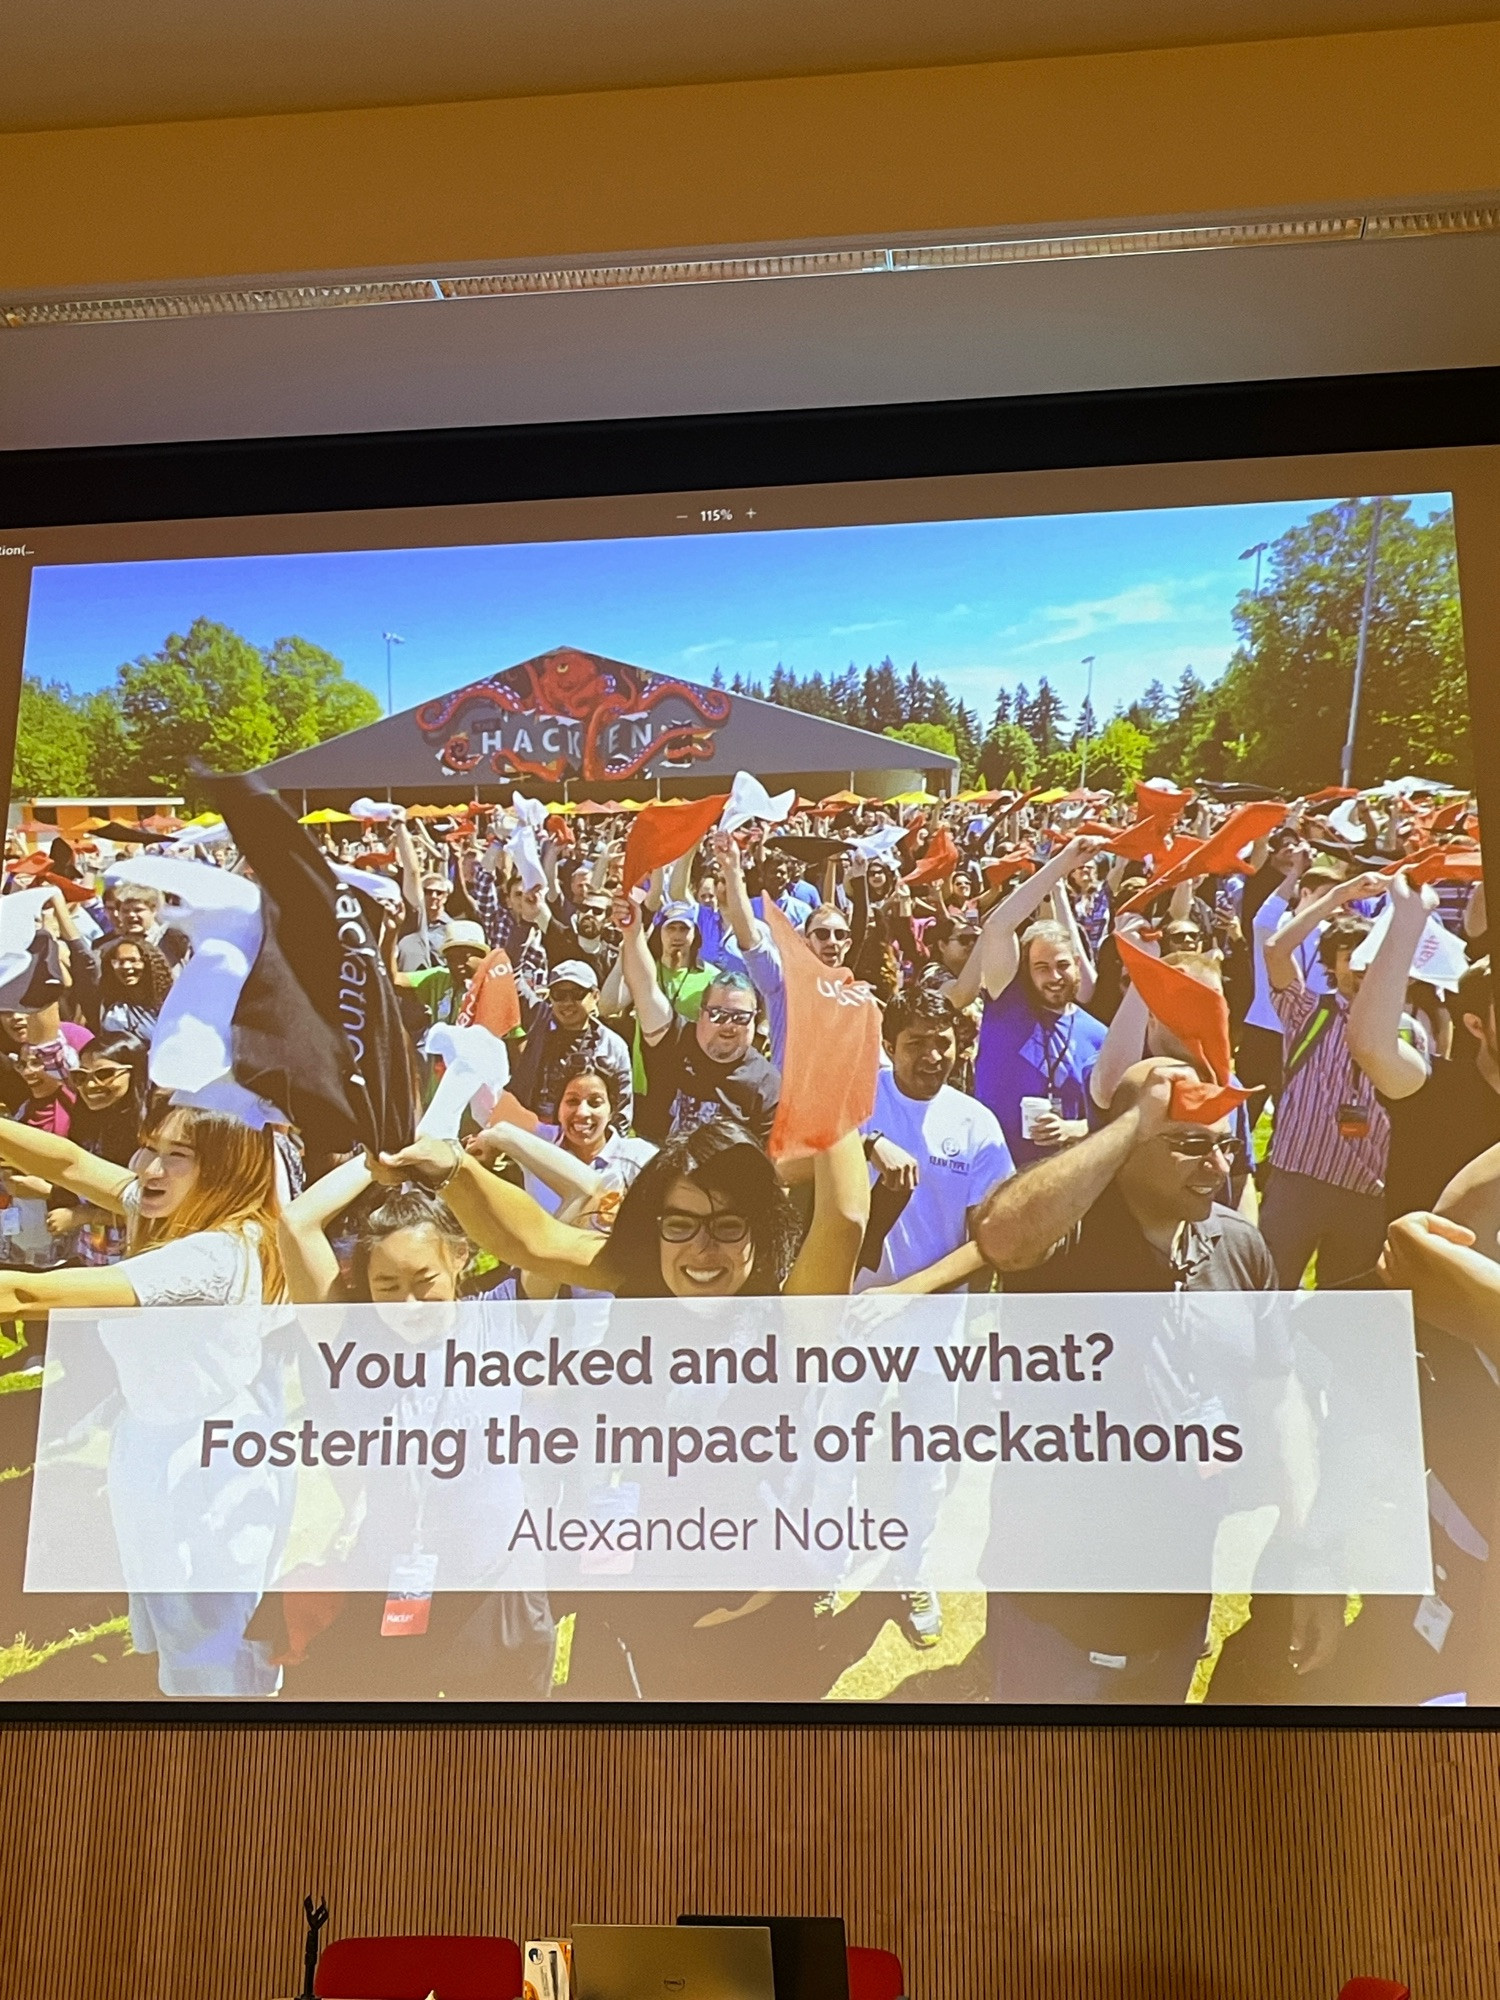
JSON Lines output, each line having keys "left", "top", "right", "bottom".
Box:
{"left": 0, "top": 1724, "right": 1496, "bottom": 2000}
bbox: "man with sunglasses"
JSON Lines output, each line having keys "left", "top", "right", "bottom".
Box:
{"left": 973, "top": 1058, "right": 1282, "bottom": 1704}
{"left": 613, "top": 894, "right": 779, "bottom": 1148}
{"left": 709, "top": 829, "right": 852, "bottom": 1067}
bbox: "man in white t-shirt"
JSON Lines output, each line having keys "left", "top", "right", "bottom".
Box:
{"left": 858, "top": 984, "right": 1015, "bottom": 1293}
{"left": 854, "top": 981, "right": 1013, "bottom": 1648}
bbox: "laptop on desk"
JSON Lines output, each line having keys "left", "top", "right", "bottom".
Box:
{"left": 573, "top": 1925, "right": 776, "bottom": 2000}
{"left": 677, "top": 1916, "right": 849, "bottom": 2000}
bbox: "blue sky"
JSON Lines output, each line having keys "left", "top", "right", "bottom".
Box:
{"left": 22, "top": 492, "right": 1451, "bottom": 728}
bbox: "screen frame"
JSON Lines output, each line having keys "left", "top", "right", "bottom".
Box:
{"left": 1, "top": 364, "right": 1498, "bottom": 1729}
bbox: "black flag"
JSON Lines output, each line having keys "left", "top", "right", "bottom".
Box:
{"left": 205, "top": 767, "right": 420, "bottom": 1160}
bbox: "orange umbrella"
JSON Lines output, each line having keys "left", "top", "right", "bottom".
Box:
{"left": 818, "top": 789, "right": 866, "bottom": 810}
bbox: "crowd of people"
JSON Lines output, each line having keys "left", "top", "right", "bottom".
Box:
{"left": 0, "top": 767, "right": 1495, "bottom": 1707}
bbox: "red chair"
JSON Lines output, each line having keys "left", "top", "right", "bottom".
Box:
{"left": 315, "top": 1936, "right": 523, "bottom": 2000}
{"left": 1337, "top": 1982, "right": 1410, "bottom": 2000}
{"left": 846, "top": 1946, "right": 906, "bottom": 2000}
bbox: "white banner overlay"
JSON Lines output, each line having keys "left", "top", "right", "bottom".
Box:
{"left": 25, "top": 1292, "right": 1431, "bottom": 1598}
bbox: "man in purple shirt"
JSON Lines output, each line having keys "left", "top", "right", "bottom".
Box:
{"left": 944, "top": 833, "right": 1108, "bottom": 1168}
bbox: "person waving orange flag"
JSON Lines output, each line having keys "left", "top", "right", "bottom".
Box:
{"left": 762, "top": 896, "right": 882, "bottom": 1162}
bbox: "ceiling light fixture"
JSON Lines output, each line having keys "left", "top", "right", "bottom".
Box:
{"left": 4, "top": 203, "right": 1498, "bottom": 329}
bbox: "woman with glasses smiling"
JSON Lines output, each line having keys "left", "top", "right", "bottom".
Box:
{"left": 370, "top": 1108, "right": 871, "bottom": 1700}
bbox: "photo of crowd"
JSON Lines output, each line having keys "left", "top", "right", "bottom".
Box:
{"left": 0, "top": 484, "right": 1493, "bottom": 1708}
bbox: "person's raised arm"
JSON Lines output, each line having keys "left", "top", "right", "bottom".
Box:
{"left": 1264, "top": 872, "right": 1384, "bottom": 992}
{"left": 598, "top": 950, "right": 630, "bottom": 1019}
{"left": 279, "top": 1154, "right": 374, "bottom": 1304}
{"left": 1380, "top": 1213, "right": 1500, "bottom": 1359}
{"left": 1089, "top": 978, "right": 1150, "bottom": 1110}
{"left": 712, "top": 831, "right": 760, "bottom": 953}
{"left": 974, "top": 1060, "right": 1189, "bottom": 1270}
{"left": 1466, "top": 879, "right": 1487, "bottom": 944}
{"left": 667, "top": 843, "right": 698, "bottom": 908}
{"left": 390, "top": 808, "right": 424, "bottom": 919}
{"left": 44, "top": 886, "right": 82, "bottom": 945}
{"left": 866, "top": 1239, "right": 987, "bottom": 1296}
{"left": 0, "top": 1118, "right": 133, "bottom": 1215}
{"left": 0, "top": 1264, "right": 145, "bottom": 1317}
{"left": 374, "top": 1139, "right": 611, "bottom": 1293}
{"left": 466, "top": 1122, "right": 603, "bottom": 1208}
{"left": 1434, "top": 1139, "right": 1500, "bottom": 1260}
{"left": 1052, "top": 872, "right": 1097, "bottom": 1003}
{"left": 785, "top": 1128, "right": 872, "bottom": 1297}
{"left": 945, "top": 834, "right": 1102, "bottom": 1008}
{"left": 610, "top": 894, "right": 673, "bottom": 1042}
{"left": 1346, "top": 870, "right": 1437, "bottom": 1099}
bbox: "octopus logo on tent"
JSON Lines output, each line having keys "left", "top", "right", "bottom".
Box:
{"left": 415, "top": 647, "right": 732, "bottom": 785}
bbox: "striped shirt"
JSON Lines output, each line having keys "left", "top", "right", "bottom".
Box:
{"left": 1268, "top": 983, "right": 1389, "bottom": 1196}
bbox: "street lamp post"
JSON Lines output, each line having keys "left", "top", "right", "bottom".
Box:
{"left": 1079, "top": 656, "right": 1096, "bottom": 788}
{"left": 1341, "top": 498, "right": 1386, "bottom": 790}
{"left": 1239, "top": 541, "right": 1270, "bottom": 596}
{"left": 382, "top": 631, "right": 405, "bottom": 715}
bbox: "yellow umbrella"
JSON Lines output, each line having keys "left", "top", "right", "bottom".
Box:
{"left": 299, "top": 807, "right": 359, "bottom": 824}
{"left": 889, "top": 789, "right": 940, "bottom": 806}
{"left": 186, "top": 810, "right": 224, "bottom": 826}
{"left": 615, "top": 799, "right": 649, "bottom": 812}
{"left": 1031, "top": 787, "right": 1070, "bottom": 805}
{"left": 543, "top": 802, "right": 577, "bottom": 816}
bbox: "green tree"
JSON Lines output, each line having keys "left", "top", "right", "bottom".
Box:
{"left": 115, "top": 619, "right": 278, "bottom": 799}
{"left": 980, "top": 722, "right": 1038, "bottom": 791}
{"left": 1083, "top": 715, "right": 1153, "bottom": 792}
{"left": 885, "top": 720, "right": 957, "bottom": 761}
{"left": 11, "top": 679, "right": 95, "bottom": 798}
{"left": 80, "top": 689, "right": 136, "bottom": 794}
{"left": 1216, "top": 498, "right": 1467, "bottom": 789}
{"left": 1031, "top": 678, "right": 1069, "bottom": 759}
{"left": 263, "top": 635, "right": 380, "bottom": 758}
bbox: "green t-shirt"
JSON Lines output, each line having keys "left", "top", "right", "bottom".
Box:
{"left": 407, "top": 963, "right": 459, "bottom": 1026}
{"left": 631, "top": 961, "right": 718, "bottom": 1095}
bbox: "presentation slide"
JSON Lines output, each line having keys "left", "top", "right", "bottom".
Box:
{"left": 0, "top": 447, "right": 1493, "bottom": 1706}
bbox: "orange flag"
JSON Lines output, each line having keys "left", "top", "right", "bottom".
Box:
{"left": 983, "top": 852, "right": 1036, "bottom": 890}
{"left": 1430, "top": 798, "right": 1476, "bottom": 835}
{"left": 762, "top": 895, "right": 882, "bottom": 1163}
{"left": 622, "top": 794, "right": 730, "bottom": 892}
{"left": 1408, "top": 847, "right": 1484, "bottom": 887}
{"left": 1101, "top": 818, "right": 1166, "bottom": 863}
{"left": 1305, "top": 786, "right": 1359, "bottom": 808}
{"left": 41, "top": 871, "right": 96, "bottom": 905}
{"left": 1134, "top": 780, "right": 1195, "bottom": 822}
{"left": 903, "top": 828, "right": 960, "bottom": 888}
{"left": 457, "top": 948, "right": 521, "bottom": 1039}
{"left": 1117, "top": 934, "right": 1249, "bottom": 1125}
{"left": 1121, "top": 800, "right": 1286, "bottom": 913}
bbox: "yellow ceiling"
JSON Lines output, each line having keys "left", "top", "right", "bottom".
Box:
{"left": 2, "top": 0, "right": 1496, "bottom": 133}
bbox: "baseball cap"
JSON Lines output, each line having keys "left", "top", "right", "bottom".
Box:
{"left": 657, "top": 900, "right": 700, "bottom": 927}
{"left": 549, "top": 958, "right": 600, "bottom": 993}
{"left": 441, "top": 920, "right": 488, "bottom": 952}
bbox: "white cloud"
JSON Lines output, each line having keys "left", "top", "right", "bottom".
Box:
{"left": 680, "top": 637, "right": 736, "bottom": 659}
{"left": 1007, "top": 581, "right": 1180, "bottom": 653}
{"left": 829, "top": 619, "right": 900, "bottom": 637}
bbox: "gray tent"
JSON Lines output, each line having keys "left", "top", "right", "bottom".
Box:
{"left": 257, "top": 646, "right": 958, "bottom": 804}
